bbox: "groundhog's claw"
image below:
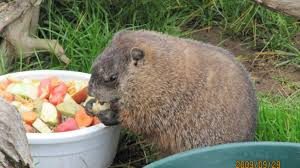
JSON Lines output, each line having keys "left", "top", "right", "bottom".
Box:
{"left": 84, "top": 98, "right": 97, "bottom": 116}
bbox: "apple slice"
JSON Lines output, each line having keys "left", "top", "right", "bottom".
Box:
{"left": 72, "top": 86, "right": 88, "bottom": 104}
{"left": 64, "top": 93, "right": 77, "bottom": 104}
{"left": 6, "top": 82, "right": 38, "bottom": 100}
{"left": 32, "top": 118, "right": 52, "bottom": 133}
{"left": 40, "top": 102, "right": 58, "bottom": 126}
{"left": 11, "top": 101, "right": 34, "bottom": 114}
{"left": 33, "top": 98, "right": 45, "bottom": 116}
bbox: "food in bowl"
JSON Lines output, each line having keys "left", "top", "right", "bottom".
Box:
{"left": 0, "top": 76, "right": 106, "bottom": 133}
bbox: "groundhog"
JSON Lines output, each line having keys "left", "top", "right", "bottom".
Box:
{"left": 88, "top": 29, "right": 258, "bottom": 156}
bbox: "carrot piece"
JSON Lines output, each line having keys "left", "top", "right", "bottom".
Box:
{"left": 0, "top": 79, "right": 11, "bottom": 90}
{"left": 75, "top": 106, "right": 93, "bottom": 128}
{"left": 22, "top": 112, "right": 37, "bottom": 125}
{"left": 93, "top": 116, "right": 101, "bottom": 125}
{"left": 0, "top": 90, "right": 14, "bottom": 102}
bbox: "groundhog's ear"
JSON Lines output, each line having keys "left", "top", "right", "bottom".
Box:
{"left": 130, "top": 48, "right": 144, "bottom": 66}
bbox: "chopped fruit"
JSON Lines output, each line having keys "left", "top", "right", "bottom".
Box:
{"left": 56, "top": 100, "right": 79, "bottom": 117}
{"left": 64, "top": 94, "right": 77, "bottom": 104}
{"left": 6, "top": 83, "right": 38, "bottom": 100}
{"left": 49, "top": 93, "right": 65, "bottom": 106}
{"left": 22, "top": 112, "right": 37, "bottom": 125}
{"left": 0, "top": 76, "right": 109, "bottom": 133}
{"left": 32, "top": 118, "right": 52, "bottom": 133}
{"left": 92, "top": 116, "right": 101, "bottom": 125}
{"left": 72, "top": 87, "right": 88, "bottom": 104}
{"left": 50, "top": 76, "right": 60, "bottom": 88}
{"left": 75, "top": 106, "right": 93, "bottom": 128}
{"left": 57, "top": 111, "right": 62, "bottom": 124}
{"left": 23, "top": 122, "right": 35, "bottom": 133}
{"left": 33, "top": 98, "right": 45, "bottom": 116}
{"left": 0, "top": 90, "right": 14, "bottom": 102}
{"left": 0, "top": 79, "right": 11, "bottom": 90}
{"left": 54, "top": 118, "right": 79, "bottom": 132}
{"left": 11, "top": 101, "right": 33, "bottom": 114}
{"left": 49, "top": 82, "right": 68, "bottom": 105}
{"left": 38, "top": 78, "right": 51, "bottom": 99}
{"left": 93, "top": 102, "right": 110, "bottom": 113}
{"left": 51, "top": 82, "right": 68, "bottom": 95}
{"left": 67, "top": 80, "right": 88, "bottom": 95}
{"left": 40, "top": 102, "right": 58, "bottom": 126}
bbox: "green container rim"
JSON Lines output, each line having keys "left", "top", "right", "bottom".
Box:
{"left": 145, "top": 141, "right": 300, "bottom": 167}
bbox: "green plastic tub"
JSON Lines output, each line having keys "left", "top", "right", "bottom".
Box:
{"left": 145, "top": 142, "right": 300, "bottom": 168}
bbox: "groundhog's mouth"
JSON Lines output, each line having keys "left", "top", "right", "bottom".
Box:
{"left": 84, "top": 98, "right": 120, "bottom": 126}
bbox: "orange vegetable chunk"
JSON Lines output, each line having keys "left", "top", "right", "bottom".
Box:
{"left": 0, "top": 79, "right": 11, "bottom": 90}
{"left": 0, "top": 90, "right": 14, "bottom": 102}
{"left": 75, "top": 106, "right": 93, "bottom": 128}
{"left": 22, "top": 112, "right": 37, "bottom": 125}
{"left": 92, "top": 116, "right": 101, "bottom": 125}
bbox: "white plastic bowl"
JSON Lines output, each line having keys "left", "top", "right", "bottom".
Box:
{"left": 0, "top": 70, "right": 120, "bottom": 168}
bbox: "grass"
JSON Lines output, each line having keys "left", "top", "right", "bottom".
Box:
{"left": 256, "top": 94, "right": 300, "bottom": 142}
{"left": 1, "top": 0, "right": 300, "bottom": 167}
{"left": 11, "top": 0, "right": 297, "bottom": 72}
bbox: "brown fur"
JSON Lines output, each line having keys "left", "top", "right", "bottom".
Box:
{"left": 89, "top": 30, "right": 258, "bottom": 155}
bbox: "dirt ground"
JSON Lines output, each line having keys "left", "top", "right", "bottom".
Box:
{"left": 191, "top": 27, "right": 300, "bottom": 96}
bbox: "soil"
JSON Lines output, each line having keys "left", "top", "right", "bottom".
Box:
{"left": 191, "top": 27, "right": 300, "bottom": 96}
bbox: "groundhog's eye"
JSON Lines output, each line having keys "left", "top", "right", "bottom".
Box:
{"left": 103, "top": 73, "right": 118, "bottom": 86}
{"left": 110, "top": 74, "right": 117, "bottom": 82}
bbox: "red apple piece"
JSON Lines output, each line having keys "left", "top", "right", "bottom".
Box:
{"left": 71, "top": 87, "right": 88, "bottom": 104}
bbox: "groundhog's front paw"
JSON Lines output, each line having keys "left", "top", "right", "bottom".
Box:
{"left": 84, "top": 98, "right": 110, "bottom": 116}
{"left": 84, "top": 98, "right": 119, "bottom": 126}
{"left": 96, "top": 109, "right": 119, "bottom": 126}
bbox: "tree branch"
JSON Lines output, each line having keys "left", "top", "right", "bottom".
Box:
{"left": 0, "top": 1, "right": 32, "bottom": 32}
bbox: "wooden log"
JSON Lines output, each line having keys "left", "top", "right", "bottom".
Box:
{"left": 253, "top": 0, "right": 300, "bottom": 19}
{"left": 0, "top": 0, "right": 70, "bottom": 72}
{"left": 0, "top": 98, "right": 33, "bottom": 168}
